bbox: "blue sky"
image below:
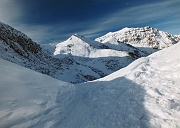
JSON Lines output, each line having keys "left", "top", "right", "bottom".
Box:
{"left": 0, "top": 0, "right": 180, "bottom": 44}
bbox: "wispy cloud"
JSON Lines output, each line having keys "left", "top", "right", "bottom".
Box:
{"left": 16, "top": 21, "right": 97, "bottom": 44}
{"left": 0, "top": 0, "right": 179, "bottom": 44}
{"left": 92, "top": 0, "right": 180, "bottom": 34}
{"left": 59, "top": 0, "right": 180, "bottom": 40}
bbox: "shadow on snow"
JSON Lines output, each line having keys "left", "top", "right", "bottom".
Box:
{"left": 54, "top": 76, "right": 150, "bottom": 128}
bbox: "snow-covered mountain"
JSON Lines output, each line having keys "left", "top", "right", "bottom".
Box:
{"left": 54, "top": 34, "right": 146, "bottom": 57}
{"left": 0, "top": 42, "right": 179, "bottom": 128}
{"left": 51, "top": 34, "right": 149, "bottom": 83}
{"left": 1, "top": 22, "right": 179, "bottom": 84}
{"left": 96, "top": 26, "right": 180, "bottom": 54}
{"left": 0, "top": 22, "right": 67, "bottom": 79}
{"left": 0, "top": 22, "right": 109, "bottom": 83}
{"left": 0, "top": 22, "right": 149, "bottom": 83}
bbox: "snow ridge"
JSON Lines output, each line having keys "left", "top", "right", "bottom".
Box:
{"left": 96, "top": 26, "right": 180, "bottom": 50}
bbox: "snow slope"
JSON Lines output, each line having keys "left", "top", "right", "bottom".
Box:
{"left": 0, "top": 22, "right": 65, "bottom": 81}
{"left": 53, "top": 42, "right": 180, "bottom": 128}
{"left": 0, "top": 42, "right": 179, "bottom": 128}
{"left": 0, "top": 58, "right": 74, "bottom": 128}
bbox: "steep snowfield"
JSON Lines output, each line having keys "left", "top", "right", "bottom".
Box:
{"left": 0, "top": 42, "right": 179, "bottom": 127}
{"left": 95, "top": 42, "right": 180, "bottom": 127}
{"left": 0, "top": 59, "right": 74, "bottom": 128}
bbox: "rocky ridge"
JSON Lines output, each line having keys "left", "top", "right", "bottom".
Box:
{"left": 96, "top": 26, "right": 180, "bottom": 50}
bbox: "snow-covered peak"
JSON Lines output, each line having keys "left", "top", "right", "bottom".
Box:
{"left": 54, "top": 34, "right": 95, "bottom": 57}
{"left": 96, "top": 26, "right": 180, "bottom": 49}
{"left": 54, "top": 34, "right": 132, "bottom": 58}
{"left": 54, "top": 33, "right": 148, "bottom": 59}
{"left": 72, "top": 33, "right": 102, "bottom": 46}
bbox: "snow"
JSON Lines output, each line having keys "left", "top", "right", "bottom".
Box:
{"left": 1, "top": 22, "right": 180, "bottom": 85}
{"left": 1, "top": 21, "right": 180, "bottom": 127}
{"left": 0, "top": 59, "right": 74, "bottom": 128}
{"left": 54, "top": 34, "right": 146, "bottom": 58}
{"left": 54, "top": 34, "right": 126, "bottom": 58}
{"left": 0, "top": 41, "right": 180, "bottom": 127}
{"left": 97, "top": 42, "right": 180, "bottom": 127}
{"left": 50, "top": 34, "right": 147, "bottom": 83}
{"left": 96, "top": 26, "right": 180, "bottom": 53}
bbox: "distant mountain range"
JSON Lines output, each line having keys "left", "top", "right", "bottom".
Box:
{"left": 0, "top": 22, "right": 180, "bottom": 83}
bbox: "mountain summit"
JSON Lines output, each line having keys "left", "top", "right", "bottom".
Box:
{"left": 96, "top": 26, "right": 180, "bottom": 50}
{"left": 54, "top": 34, "right": 146, "bottom": 58}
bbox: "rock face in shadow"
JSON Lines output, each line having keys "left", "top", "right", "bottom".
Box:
{"left": 0, "top": 22, "right": 41, "bottom": 55}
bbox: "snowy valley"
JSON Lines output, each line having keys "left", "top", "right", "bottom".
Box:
{"left": 0, "top": 40, "right": 180, "bottom": 128}
{"left": 1, "top": 22, "right": 179, "bottom": 83}
{"left": 0, "top": 22, "right": 180, "bottom": 127}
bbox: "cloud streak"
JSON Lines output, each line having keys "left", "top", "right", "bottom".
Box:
{"left": 0, "top": 0, "right": 180, "bottom": 44}
{"left": 91, "top": 0, "right": 180, "bottom": 34}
